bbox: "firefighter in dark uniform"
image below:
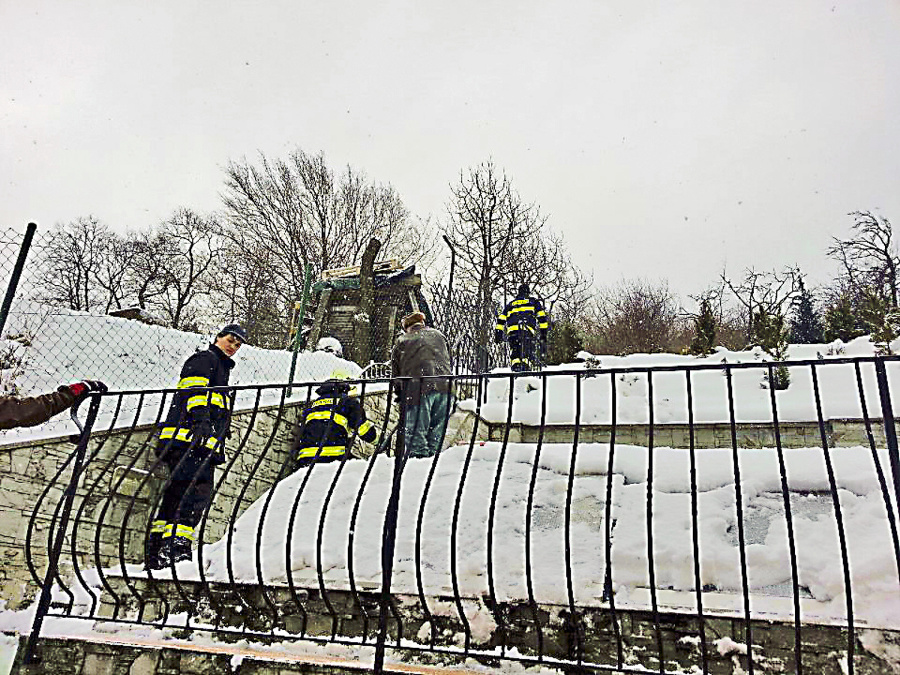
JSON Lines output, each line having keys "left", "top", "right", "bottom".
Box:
{"left": 147, "top": 323, "right": 246, "bottom": 569}
{"left": 292, "top": 379, "right": 377, "bottom": 467}
{"left": 495, "top": 283, "right": 549, "bottom": 372}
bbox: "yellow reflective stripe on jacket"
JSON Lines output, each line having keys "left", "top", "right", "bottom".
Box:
{"left": 304, "top": 410, "right": 350, "bottom": 431}
{"left": 150, "top": 520, "right": 167, "bottom": 534}
{"left": 186, "top": 392, "right": 226, "bottom": 410}
{"left": 178, "top": 376, "right": 210, "bottom": 388}
{"left": 175, "top": 524, "right": 195, "bottom": 540}
{"left": 358, "top": 419, "right": 374, "bottom": 436}
{"left": 158, "top": 426, "right": 220, "bottom": 449}
{"left": 163, "top": 524, "right": 195, "bottom": 540}
{"left": 296, "top": 445, "right": 347, "bottom": 459}
{"left": 507, "top": 324, "right": 535, "bottom": 333}
{"left": 508, "top": 305, "right": 535, "bottom": 315}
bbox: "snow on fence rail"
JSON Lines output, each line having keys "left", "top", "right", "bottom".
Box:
{"left": 18, "top": 358, "right": 900, "bottom": 674}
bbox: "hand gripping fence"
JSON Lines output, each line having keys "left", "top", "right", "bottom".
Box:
{"left": 18, "top": 358, "right": 900, "bottom": 673}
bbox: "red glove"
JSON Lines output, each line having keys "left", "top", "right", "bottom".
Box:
{"left": 67, "top": 380, "right": 108, "bottom": 402}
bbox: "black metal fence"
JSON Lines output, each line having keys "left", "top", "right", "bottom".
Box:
{"left": 20, "top": 357, "right": 900, "bottom": 673}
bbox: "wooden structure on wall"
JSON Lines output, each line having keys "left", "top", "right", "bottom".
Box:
{"left": 306, "top": 259, "right": 425, "bottom": 366}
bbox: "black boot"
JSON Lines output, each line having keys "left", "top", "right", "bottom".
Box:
{"left": 145, "top": 521, "right": 167, "bottom": 570}
{"left": 158, "top": 534, "right": 193, "bottom": 566}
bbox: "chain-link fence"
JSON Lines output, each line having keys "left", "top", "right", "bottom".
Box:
{"left": 0, "top": 225, "right": 362, "bottom": 399}
{"left": 1, "top": 223, "right": 524, "bottom": 405}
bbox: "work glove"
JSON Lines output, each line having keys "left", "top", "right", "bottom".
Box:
{"left": 494, "top": 330, "right": 504, "bottom": 344}
{"left": 65, "top": 380, "right": 108, "bottom": 403}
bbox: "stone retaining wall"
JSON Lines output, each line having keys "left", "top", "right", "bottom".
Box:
{"left": 489, "top": 418, "right": 894, "bottom": 449}
{"left": 8, "top": 578, "right": 900, "bottom": 674}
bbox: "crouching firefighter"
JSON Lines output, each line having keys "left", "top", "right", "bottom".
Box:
{"left": 292, "top": 379, "right": 377, "bottom": 468}
{"left": 146, "top": 324, "right": 246, "bottom": 569}
{"left": 495, "top": 283, "right": 549, "bottom": 372}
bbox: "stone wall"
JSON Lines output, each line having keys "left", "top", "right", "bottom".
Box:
{"left": 489, "top": 418, "right": 895, "bottom": 449}
{"left": 9, "top": 578, "right": 900, "bottom": 674}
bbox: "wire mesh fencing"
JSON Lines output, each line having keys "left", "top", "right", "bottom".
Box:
{"left": 0, "top": 225, "right": 366, "bottom": 401}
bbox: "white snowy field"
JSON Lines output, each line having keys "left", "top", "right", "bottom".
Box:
{"left": 141, "top": 440, "right": 892, "bottom": 631}
{"left": 470, "top": 339, "right": 900, "bottom": 426}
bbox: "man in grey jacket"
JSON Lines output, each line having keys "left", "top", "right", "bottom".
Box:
{"left": 391, "top": 311, "right": 453, "bottom": 458}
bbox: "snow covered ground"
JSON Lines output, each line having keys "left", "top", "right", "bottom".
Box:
{"left": 161, "top": 440, "right": 894, "bottom": 630}
{"left": 470, "top": 339, "right": 900, "bottom": 426}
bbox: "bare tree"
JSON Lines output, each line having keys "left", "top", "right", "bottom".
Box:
{"left": 94, "top": 231, "right": 142, "bottom": 313}
{"left": 584, "top": 279, "right": 680, "bottom": 355}
{"left": 827, "top": 211, "right": 898, "bottom": 307}
{"left": 127, "top": 229, "right": 170, "bottom": 311}
{"left": 220, "top": 148, "right": 433, "bottom": 331}
{"left": 38, "top": 216, "right": 111, "bottom": 311}
{"left": 152, "top": 209, "right": 221, "bottom": 330}
{"left": 720, "top": 266, "right": 803, "bottom": 344}
{"left": 442, "top": 159, "right": 588, "bottom": 352}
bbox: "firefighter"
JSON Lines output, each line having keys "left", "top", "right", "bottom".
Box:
{"left": 147, "top": 323, "right": 246, "bottom": 569}
{"left": 292, "top": 378, "right": 378, "bottom": 467}
{"left": 495, "top": 283, "right": 549, "bottom": 372}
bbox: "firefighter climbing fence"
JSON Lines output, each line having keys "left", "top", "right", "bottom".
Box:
{"left": 20, "top": 358, "right": 900, "bottom": 673}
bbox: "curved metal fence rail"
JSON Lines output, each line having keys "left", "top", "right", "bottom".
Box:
{"left": 20, "top": 358, "right": 900, "bottom": 673}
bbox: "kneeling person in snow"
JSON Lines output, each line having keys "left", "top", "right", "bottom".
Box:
{"left": 292, "top": 379, "right": 378, "bottom": 467}
{"left": 148, "top": 324, "right": 246, "bottom": 569}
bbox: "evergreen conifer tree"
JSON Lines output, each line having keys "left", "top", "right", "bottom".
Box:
{"left": 789, "top": 281, "right": 823, "bottom": 344}
{"left": 859, "top": 287, "right": 900, "bottom": 355}
{"left": 545, "top": 320, "right": 583, "bottom": 365}
{"left": 689, "top": 297, "right": 717, "bottom": 355}
{"left": 751, "top": 308, "right": 790, "bottom": 390}
{"left": 823, "top": 293, "right": 866, "bottom": 343}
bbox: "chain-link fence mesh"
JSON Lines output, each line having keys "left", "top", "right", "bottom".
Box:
{"left": 0, "top": 226, "right": 366, "bottom": 399}
{"left": 1, "top": 223, "right": 523, "bottom": 407}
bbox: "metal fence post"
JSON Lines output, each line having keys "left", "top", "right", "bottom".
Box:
{"left": 23, "top": 395, "right": 101, "bottom": 664}
{"left": 286, "top": 264, "right": 313, "bottom": 397}
{"left": 875, "top": 357, "right": 900, "bottom": 517}
{"left": 0, "top": 222, "right": 37, "bottom": 339}
{"left": 441, "top": 234, "right": 456, "bottom": 332}
{"left": 374, "top": 386, "right": 406, "bottom": 674}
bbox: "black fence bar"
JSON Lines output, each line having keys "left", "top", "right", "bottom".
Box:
{"left": 0, "top": 221, "right": 37, "bottom": 340}
{"left": 767, "top": 363, "right": 802, "bottom": 674}
{"left": 23, "top": 395, "right": 100, "bottom": 664}
{"left": 725, "top": 365, "right": 754, "bottom": 674}
{"left": 16, "top": 360, "right": 900, "bottom": 673}
{"left": 875, "top": 358, "right": 900, "bottom": 536}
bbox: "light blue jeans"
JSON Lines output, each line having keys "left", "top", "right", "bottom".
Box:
{"left": 404, "top": 391, "right": 453, "bottom": 458}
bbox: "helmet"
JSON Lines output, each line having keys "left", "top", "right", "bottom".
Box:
{"left": 218, "top": 323, "right": 248, "bottom": 344}
{"left": 315, "top": 336, "right": 343, "bottom": 358}
{"left": 316, "top": 378, "right": 352, "bottom": 396}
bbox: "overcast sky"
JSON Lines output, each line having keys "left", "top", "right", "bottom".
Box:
{"left": 2, "top": 1, "right": 898, "bottom": 300}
